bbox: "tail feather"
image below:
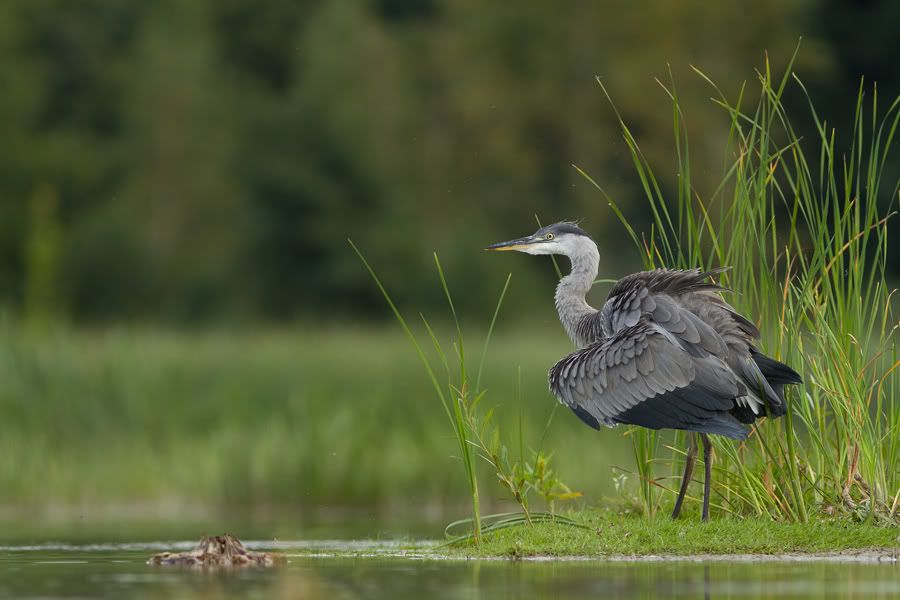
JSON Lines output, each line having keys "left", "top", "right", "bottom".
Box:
{"left": 752, "top": 352, "right": 802, "bottom": 384}
{"left": 750, "top": 351, "right": 802, "bottom": 419}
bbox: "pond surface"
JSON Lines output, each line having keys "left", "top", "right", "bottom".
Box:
{"left": 1, "top": 539, "right": 898, "bottom": 599}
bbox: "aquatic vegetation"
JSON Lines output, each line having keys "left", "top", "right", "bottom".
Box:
{"left": 580, "top": 48, "right": 900, "bottom": 522}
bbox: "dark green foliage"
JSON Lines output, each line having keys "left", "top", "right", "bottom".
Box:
{"left": 0, "top": 0, "right": 894, "bottom": 323}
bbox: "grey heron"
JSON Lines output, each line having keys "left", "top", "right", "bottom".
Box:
{"left": 485, "top": 221, "right": 802, "bottom": 520}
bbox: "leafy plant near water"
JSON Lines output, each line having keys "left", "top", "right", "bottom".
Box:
{"left": 579, "top": 48, "right": 900, "bottom": 522}
{"left": 350, "top": 247, "right": 583, "bottom": 542}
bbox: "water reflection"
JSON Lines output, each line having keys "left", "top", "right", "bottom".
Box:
{"left": 0, "top": 545, "right": 898, "bottom": 599}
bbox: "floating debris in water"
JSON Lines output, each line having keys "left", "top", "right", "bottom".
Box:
{"left": 148, "top": 534, "right": 285, "bottom": 568}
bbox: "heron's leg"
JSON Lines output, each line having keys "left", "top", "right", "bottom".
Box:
{"left": 671, "top": 433, "right": 698, "bottom": 519}
{"left": 701, "top": 433, "right": 713, "bottom": 521}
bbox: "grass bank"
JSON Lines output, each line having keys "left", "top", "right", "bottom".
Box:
{"left": 452, "top": 511, "right": 900, "bottom": 558}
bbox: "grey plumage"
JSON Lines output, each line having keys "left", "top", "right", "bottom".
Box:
{"left": 485, "top": 221, "right": 803, "bottom": 520}
{"left": 549, "top": 318, "right": 749, "bottom": 439}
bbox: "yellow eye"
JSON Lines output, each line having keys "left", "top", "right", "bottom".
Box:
{"left": 546, "top": 233, "right": 554, "bottom": 240}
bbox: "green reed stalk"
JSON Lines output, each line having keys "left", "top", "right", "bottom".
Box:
{"left": 350, "top": 242, "right": 483, "bottom": 539}
{"left": 352, "top": 242, "right": 584, "bottom": 539}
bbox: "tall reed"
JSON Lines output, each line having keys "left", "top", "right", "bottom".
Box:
{"left": 582, "top": 50, "right": 899, "bottom": 521}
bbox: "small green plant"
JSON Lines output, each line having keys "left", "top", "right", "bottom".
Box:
{"left": 579, "top": 46, "right": 900, "bottom": 522}
{"left": 350, "top": 246, "right": 582, "bottom": 542}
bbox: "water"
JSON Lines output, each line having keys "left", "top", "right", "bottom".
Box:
{"left": 1, "top": 539, "right": 898, "bottom": 599}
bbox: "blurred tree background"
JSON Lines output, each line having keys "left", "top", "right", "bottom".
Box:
{"left": 0, "top": 0, "right": 895, "bottom": 327}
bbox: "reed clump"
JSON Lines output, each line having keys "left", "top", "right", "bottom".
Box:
{"left": 582, "top": 48, "right": 899, "bottom": 522}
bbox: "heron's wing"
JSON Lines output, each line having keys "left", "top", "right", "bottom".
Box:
{"left": 548, "top": 318, "right": 747, "bottom": 440}
{"left": 601, "top": 268, "right": 787, "bottom": 418}
{"left": 600, "top": 268, "right": 732, "bottom": 356}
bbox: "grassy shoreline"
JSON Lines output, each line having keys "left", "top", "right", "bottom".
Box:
{"left": 450, "top": 512, "right": 900, "bottom": 559}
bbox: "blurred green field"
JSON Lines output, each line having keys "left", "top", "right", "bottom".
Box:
{"left": 0, "top": 323, "right": 631, "bottom": 513}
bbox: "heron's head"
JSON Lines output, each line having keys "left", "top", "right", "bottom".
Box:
{"left": 483, "top": 221, "right": 590, "bottom": 256}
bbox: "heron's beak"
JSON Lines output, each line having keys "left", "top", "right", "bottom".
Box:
{"left": 483, "top": 235, "right": 540, "bottom": 252}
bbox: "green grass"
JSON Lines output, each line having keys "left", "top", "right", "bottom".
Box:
{"left": 0, "top": 323, "right": 632, "bottom": 511}
{"left": 454, "top": 511, "right": 900, "bottom": 558}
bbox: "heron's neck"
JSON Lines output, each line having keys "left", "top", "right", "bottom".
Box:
{"left": 554, "top": 237, "right": 600, "bottom": 346}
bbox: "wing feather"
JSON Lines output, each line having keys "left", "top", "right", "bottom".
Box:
{"left": 598, "top": 267, "right": 794, "bottom": 418}
{"left": 549, "top": 318, "right": 747, "bottom": 440}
